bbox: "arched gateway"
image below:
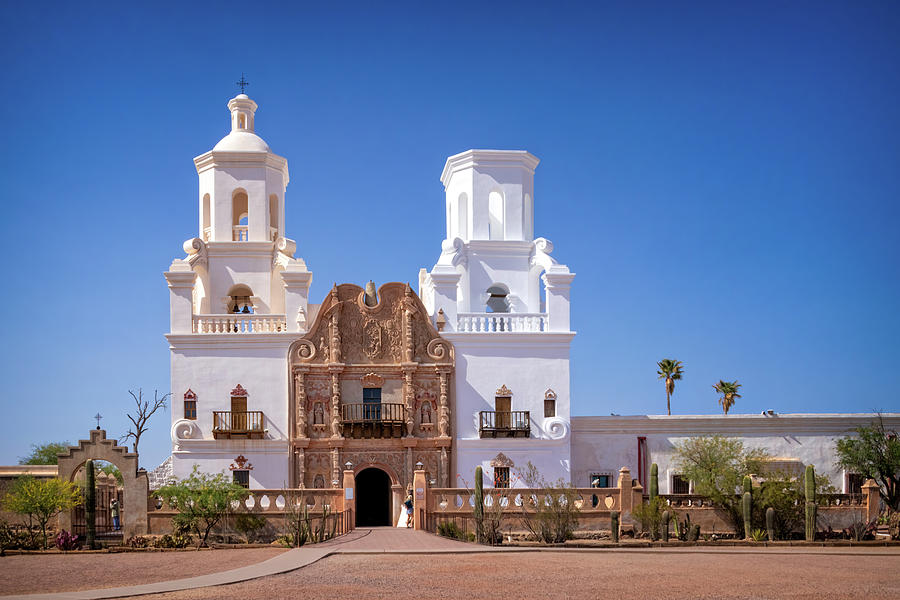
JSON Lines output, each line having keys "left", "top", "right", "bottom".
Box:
{"left": 56, "top": 429, "right": 149, "bottom": 538}
{"left": 288, "top": 282, "right": 454, "bottom": 526}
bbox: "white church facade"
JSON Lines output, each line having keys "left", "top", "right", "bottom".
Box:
{"left": 165, "top": 93, "right": 898, "bottom": 524}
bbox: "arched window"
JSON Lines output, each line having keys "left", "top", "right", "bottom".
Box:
{"left": 232, "top": 190, "right": 249, "bottom": 241}
{"left": 486, "top": 284, "right": 510, "bottom": 313}
{"left": 226, "top": 284, "right": 254, "bottom": 314}
{"left": 269, "top": 194, "right": 279, "bottom": 240}
{"left": 488, "top": 191, "right": 504, "bottom": 240}
{"left": 202, "top": 194, "right": 211, "bottom": 240}
{"left": 238, "top": 113, "right": 246, "bottom": 129}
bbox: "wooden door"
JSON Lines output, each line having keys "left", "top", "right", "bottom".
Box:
{"left": 231, "top": 396, "right": 247, "bottom": 431}
{"left": 495, "top": 396, "right": 511, "bottom": 428}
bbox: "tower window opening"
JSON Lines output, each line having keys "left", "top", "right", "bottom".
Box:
{"left": 238, "top": 114, "right": 246, "bottom": 129}
{"left": 202, "top": 194, "right": 211, "bottom": 240}
{"left": 488, "top": 191, "right": 504, "bottom": 240}
{"left": 227, "top": 284, "right": 254, "bottom": 314}
{"left": 485, "top": 284, "right": 510, "bottom": 313}
{"left": 232, "top": 190, "right": 249, "bottom": 241}
{"left": 269, "top": 194, "right": 279, "bottom": 239}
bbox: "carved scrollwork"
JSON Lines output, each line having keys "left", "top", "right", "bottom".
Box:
{"left": 544, "top": 417, "right": 570, "bottom": 440}
{"left": 426, "top": 338, "right": 450, "bottom": 362}
{"left": 172, "top": 419, "right": 201, "bottom": 442}
{"left": 296, "top": 340, "right": 317, "bottom": 361}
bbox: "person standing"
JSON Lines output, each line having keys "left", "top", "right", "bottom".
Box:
{"left": 110, "top": 498, "right": 120, "bottom": 531}
{"left": 404, "top": 490, "right": 413, "bottom": 528}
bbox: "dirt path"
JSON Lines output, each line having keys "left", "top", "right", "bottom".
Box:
{"left": 0, "top": 547, "right": 287, "bottom": 595}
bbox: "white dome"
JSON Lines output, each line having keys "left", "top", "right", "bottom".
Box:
{"left": 213, "top": 130, "right": 270, "bottom": 152}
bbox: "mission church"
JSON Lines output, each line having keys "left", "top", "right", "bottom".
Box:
{"left": 164, "top": 92, "right": 897, "bottom": 526}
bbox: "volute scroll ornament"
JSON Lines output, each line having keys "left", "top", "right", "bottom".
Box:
{"left": 426, "top": 338, "right": 452, "bottom": 362}
{"left": 296, "top": 340, "right": 317, "bottom": 362}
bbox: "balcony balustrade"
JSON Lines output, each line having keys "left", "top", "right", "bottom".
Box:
{"left": 193, "top": 314, "right": 286, "bottom": 334}
{"left": 341, "top": 403, "right": 405, "bottom": 439}
{"left": 479, "top": 411, "right": 530, "bottom": 438}
{"left": 212, "top": 411, "right": 265, "bottom": 439}
{"left": 457, "top": 313, "right": 546, "bottom": 333}
{"left": 229, "top": 225, "right": 278, "bottom": 242}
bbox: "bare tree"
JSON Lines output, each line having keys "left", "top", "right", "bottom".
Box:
{"left": 121, "top": 388, "right": 170, "bottom": 460}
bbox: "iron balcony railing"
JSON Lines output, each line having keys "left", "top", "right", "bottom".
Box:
{"left": 341, "top": 403, "right": 405, "bottom": 425}
{"left": 212, "top": 411, "right": 265, "bottom": 437}
{"left": 479, "top": 411, "right": 530, "bottom": 438}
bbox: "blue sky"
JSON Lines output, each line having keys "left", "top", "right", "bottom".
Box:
{"left": 2, "top": 1, "right": 898, "bottom": 469}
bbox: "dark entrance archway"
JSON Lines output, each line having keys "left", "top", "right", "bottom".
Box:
{"left": 355, "top": 467, "right": 391, "bottom": 526}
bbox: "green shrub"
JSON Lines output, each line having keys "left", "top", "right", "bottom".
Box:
{"left": 126, "top": 535, "right": 150, "bottom": 548}
{"left": 632, "top": 496, "right": 666, "bottom": 540}
{"left": 437, "top": 520, "right": 467, "bottom": 541}
{"left": 233, "top": 513, "right": 267, "bottom": 543}
{"left": 750, "top": 528, "right": 767, "bottom": 542}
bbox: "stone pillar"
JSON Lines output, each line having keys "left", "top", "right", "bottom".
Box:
{"left": 294, "top": 369, "right": 308, "bottom": 439}
{"left": 429, "top": 269, "right": 461, "bottom": 332}
{"left": 294, "top": 448, "right": 305, "bottom": 488}
{"left": 542, "top": 270, "right": 575, "bottom": 333}
{"left": 617, "top": 466, "right": 640, "bottom": 529}
{"left": 342, "top": 468, "right": 356, "bottom": 530}
{"left": 164, "top": 267, "right": 196, "bottom": 334}
{"left": 329, "top": 369, "right": 342, "bottom": 439}
{"left": 437, "top": 368, "right": 451, "bottom": 438}
{"left": 862, "top": 478, "right": 881, "bottom": 522}
{"left": 413, "top": 467, "right": 427, "bottom": 530}
{"left": 282, "top": 268, "right": 313, "bottom": 333}
{"left": 402, "top": 369, "right": 415, "bottom": 437}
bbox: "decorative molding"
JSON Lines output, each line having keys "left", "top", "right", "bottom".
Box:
{"left": 361, "top": 373, "right": 385, "bottom": 388}
{"left": 544, "top": 388, "right": 557, "bottom": 400}
{"left": 184, "top": 389, "right": 197, "bottom": 400}
{"left": 571, "top": 414, "right": 900, "bottom": 435}
{"left": 496, "top": 384, "right": 512, "bottom": 397}
{"left": 229, "top": 455, "right": 253, "bottom": 470}
{"left": 231, "top": 384, "right": 249, "bottom": 397}
{"left": 490, "top": 452, "right": 515, "bottom": 468}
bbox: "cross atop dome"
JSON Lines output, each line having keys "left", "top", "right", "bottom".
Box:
{"left": 236, "top": 73, "right": 249, "bottom": 94}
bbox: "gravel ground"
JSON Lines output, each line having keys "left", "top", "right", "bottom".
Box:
{"left": 0, "top": 547, "right": 287, "bottom": 595}
{"left": 141, "top": 550, "right": 900, "bottom": 600}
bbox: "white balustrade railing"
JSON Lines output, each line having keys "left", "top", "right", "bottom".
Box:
{"left": 456, "top": 312, "right": 547, "bottom": 333}
{"left": 232, "top": 225, "right": 249, "bottom": 241}
{"left": 193, "top": 314, "right": 287, "bottom": 334}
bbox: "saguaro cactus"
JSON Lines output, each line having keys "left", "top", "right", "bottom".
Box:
{"left": 611, "top": 510, "right": 619, "bottom": 543}
{"left": 765, "top": 506, "right": 775, "bottom": 542}
{"left": 742, "top": 491, "right": 752, "bottom": 539}
{"left": 742, "top": 475, "right": 752, "bottom": 496}
{"left": 649, "top": 464, "right": 659, "bottom": 499}
{"left": 661, "top": 510, "right": 670, "bottom": 542}
{"left": 85, "top": 460, "right": 96, "bottom": 549}
{"left": 474, "top": 466, "right": 484, "bottom": 544}
{"left": 804, "top": 465, "right": 817, "bottom": 541}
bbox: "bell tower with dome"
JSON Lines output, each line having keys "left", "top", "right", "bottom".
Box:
{"left": 164, "top": 92, "right": 313, "bottom": 487}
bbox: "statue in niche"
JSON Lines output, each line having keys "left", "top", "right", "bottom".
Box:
{"left": 313, "top": 403, "right": 324, "bottom": 425}
{"left": 421, "top": 401, "right": 433, "bottom": 424}
{"left": 313, "top": 474, "right": 325, "bottom": 489}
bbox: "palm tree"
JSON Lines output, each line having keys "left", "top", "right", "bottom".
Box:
{"left": 713, "top": 380, "right": 742, "bottom": 415}
{"left": 656, "top": 359, "right": 684, "bottom": 416}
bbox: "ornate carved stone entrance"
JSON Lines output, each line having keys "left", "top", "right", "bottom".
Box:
{"left": 288, "top": 282, "right": 454, "bottom": 510}
{"left": 355, "top": 467, "right": 392, "bottom": 526}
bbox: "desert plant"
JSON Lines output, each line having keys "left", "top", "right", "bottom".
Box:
{"left": 437, "top": 520, "right": 467, "bottom": 541}
{"left": 835, "top": 415, "right": 900, "bottom": 511}
{"left": 233, "top": 513, "right": 267, "bottom": 544}
{"left": 713, "top": 380, "right": 742, "bottom": 415}
{"left": 742, "top": 491, "right": 752, "bottom": 539}
{"left": 804, "top": 465, "right": 817, "bottom": 541}
{"left": 518, "top": 463, "right": 580, "bottom": 544}
{"left": 610, "top": 510, "right": 619, "bottom": 542}
{"left": 649, "top": 464, "right": 659, "bottom": 499}
{"left": 750, "top": 528, "right": 767, "bottom": 542}
{"left": 632, "top": 496, "right": 666, "bottom": 540}
{"left": 84, "top": 460, "right": 96, "bottom": 550}
{"left": 126, "top": 535, "right": 150, "bottom": 548}
{"left": 275, "top": 534, "right": 293, "bottom": 547}
{"left": 672, "top": 512, "right": 693, "bottom": 541}
{"left": 474, "top": 466, "right": 484, "bottom": 544}
{"left": 688, "top": 523, "right": 701, "bottom": 542}
{"left": 2, "top": 476, "right": 82, "bottom": 549}
{"left": 660, "top": 510, "right": 670, "bottom": 542}
{"left": 765, "top": 507, "right": 775, "bottom": 541}
{"left": 55, "top": 529, "right": 81, "bottom": 551}
{"left": 844, "top": 520, "right": 875, "bottom": 542}
{"left": 742, "top": 475, "right": 752, "bottom": 495}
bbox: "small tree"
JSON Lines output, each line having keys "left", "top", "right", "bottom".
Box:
{"left": 518, "top": 462, "right": 579, "bottom": 544}
{"left": 121, "top": 388, "right": 170, "bottom": 461}
{"left": 673, "top": 436, "right": 769, "bottom": 535}
{"left": 835, "top": 415, "right": 900, "bottom": 512}
{"left": 157, "top": 466, "right": 249, "bottom": 549}
{"left": 18, "top": 442, "right": 71, "bottom": 465}
{"left": 2, "top": 476, "right": 82, "bottom": 549}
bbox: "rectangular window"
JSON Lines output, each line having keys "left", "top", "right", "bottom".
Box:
{"left": 493, "top": 467, "right": 510, "bottom": 488}
{"left": 363, "top": 387, "right": 382, "bottom": 420}
{"left": 847, "top": 473, "right": 864, "bottom": 495}
{"left": 544, "top": 398, "right": 556, "bottom": 418}
{"left": 672, "top": 474, "right": 690, "bottom": 494}
{"left": 233, "top": 470, "right": 249, "bottom": 488}
{"left": 184, "top": 400, "right": 197, "bottom": 420}
{"left": 590, "top": 473, "right": 611, "bottom": 488}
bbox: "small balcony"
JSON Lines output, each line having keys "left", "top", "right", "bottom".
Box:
{"left": 193, "top": 314, "right": 287, "bottom": 334}
{"left": 341, "top": 403, "right": 405, "bottom": 439}
{"left": 212, "top": 411, "right": 265, "bottom": 439}
{"left": 457, "top": 313, "right": 547, "bottom": 333}
{"left": 479, "top": 411, "right": 530, "bottom": 438}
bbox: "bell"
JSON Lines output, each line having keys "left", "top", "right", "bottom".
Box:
{"left": 242, "top": 305, "right": 251, "bottom": 314}
{"left": 232, "top": 303, "right": 240, "bottom": 313}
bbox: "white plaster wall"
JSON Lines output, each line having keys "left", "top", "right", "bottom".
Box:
{"left": 171, "top": 445, "right": 290, "bottom": 489}
{"left": 571, "top": 414, "right": 900, "bottom": 493}
{"left": 455, "top": 438, "right": 571, "bottom": 488}
{"left": 205, "top": 250, "right": 279, "bottom": 313}
{"left": 463, "top": 242, "right": 539, "bottom": 313}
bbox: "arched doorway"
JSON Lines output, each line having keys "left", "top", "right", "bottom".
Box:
{"left": 355, "top": 467, "right": 391, "bottom": 527}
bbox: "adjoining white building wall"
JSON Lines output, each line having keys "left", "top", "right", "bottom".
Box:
{"left": 571, "top": 414, "right": 900, "bottom": 494}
